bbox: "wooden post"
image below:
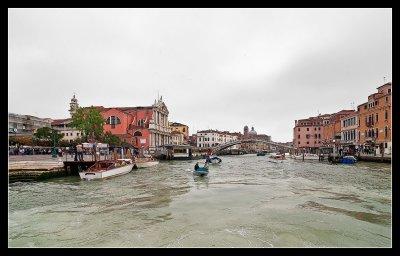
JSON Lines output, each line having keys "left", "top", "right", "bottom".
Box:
{"left": 302, "top": 149, "right": 305, "bottom": 162}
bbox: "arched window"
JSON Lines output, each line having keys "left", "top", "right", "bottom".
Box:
{"left": 106, "top": 116, "right": 121, "bottom": 125}
{"left": 137, "top": 119, "right": 145, "bottom": 127}
{"left": 134, "top": 131, "right": 142, "bottom": 137}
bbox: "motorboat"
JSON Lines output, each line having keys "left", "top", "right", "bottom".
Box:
{"left": 133, "top": 157, "right": 159, "bottom": 169}
{"left": 79, "top": 159, "right": 134, "bottom": 181}
{"left": 206, "top": 155, "right": 222, "bottom": 164}
{"left": 269, "top": 154, "right": 286, "bottom": 160}
{"left": 193, "top": 166, "right": 209, "bottom": 176}
{"left": 339, "top": 155, "right": 357, "bottom": 164}
{"left": 292, "top": 153, "right": 320, "bottom": 160}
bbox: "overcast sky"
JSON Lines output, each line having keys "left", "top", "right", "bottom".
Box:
{"left": 8, "top": 8, "right": 391, "bottom": 142}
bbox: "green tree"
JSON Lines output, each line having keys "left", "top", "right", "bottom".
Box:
{"left": 33, "top": 127, "right": 64, "bottom": 145}
{"left": 103, "top": 131, "right": 122, "bottom": 146}
{"left": 71, "top": 107, "right": 105, "bottom": 141}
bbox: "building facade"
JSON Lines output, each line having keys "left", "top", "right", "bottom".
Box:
{"left": 322, "top": 110, "right": 355, "bottom": 148}
{"left": 196, "top": 130, "right": 239, "bottom": 149}
{"left": 97, "top": 97, "right": 171, "bottom": 153}
{"left": 9, "top": 113, "right": 52, "bottom": 135}
{"left": 340, "top": 113, "right": 359, "bottom": 153}
{"left": 293, "top": 116, "right": 324, "bottom": 151}
{"left": 240, "top": 125, "right": 271, "bottom": 152}
{"left": 169, "top": 122, "right": 189, "bottom": 140}
{"left": 357, "top": 82, "right": 392, "bottom": 154}
{"left": 171, "top": 131, "right": 185, "bottom": 145}
{"left": 51, "top": 118, "right": 82, "bottom": 142}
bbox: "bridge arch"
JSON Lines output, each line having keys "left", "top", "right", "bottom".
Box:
{"left": 211, "top": 139, "right": 294, "bottom": 154}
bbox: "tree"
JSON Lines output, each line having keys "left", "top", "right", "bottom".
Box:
{"left": 9, "top": 136, "right": 34, "bottom": 146}
{"left": 103, "top": 131, "right": 122, "bottom": 146}
{"left": 33, "top": 127, "right": 64, "bottom": 146}
{"left": 71, "top": 107, "right": 105, "bottom": 142}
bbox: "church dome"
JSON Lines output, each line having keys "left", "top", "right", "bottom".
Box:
{"left": 249, "top": 126, "right": 257, "bottom": 135}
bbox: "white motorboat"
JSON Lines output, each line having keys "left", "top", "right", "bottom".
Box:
{"left": 292, "top": 154, "right": 320, "bottom": 160}
{"left": 79, "top": 159, "right": 133, "bottom": 181}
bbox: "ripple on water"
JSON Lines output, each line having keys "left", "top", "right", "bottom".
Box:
{"left": 8, "top": 155, "right": 391, "bottom": 247}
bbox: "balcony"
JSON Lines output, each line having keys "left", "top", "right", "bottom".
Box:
{"left": 366, "top": 121, "right": 374, "bottom": 128}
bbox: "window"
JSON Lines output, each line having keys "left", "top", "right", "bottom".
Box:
{"left": 182, "top": 128, "right": 185, "bottom": 132}
{"left": 298, "top": 141, "right": 300, "bottom": 144}
{"left": 306, "top": 141, "right": 309, "bottom": 144}
{"left": 385, "top": 126, "right": 388, "bottom": 138}
{"left": 307, "top": 128, "right": 309, "bottom": 131}
{"left": 376, "top": 128, "right": 379, "bottom": 139}
{"left": 77, "top": 133, "right": 79, "bottom": 136}
{"left": 388, "top": 89, "right": 391, "bottom": 94}
{"left": 318, "top": 134, "right": 321, "bottom": 139}
{"left": 364, "top": 105, "right": 367, "bottom": 110}
{"left": 357, "top": 107, "right": 360, "bottom": 111}
{"left": 318, "top": 127, "right": 320, "bottom": 130}
{"left": 385, "top": 143, "right": 387, "bottom": 148}
{"left": 385, "top": 111, "right": 388, "bottom": 120}
{"left": 386, "top": 97, "right": 388, "bottom": 102}
{"left": 314, "top": 127, "right": 316, "bottom": 131}
{"left": 107, "top": 116, "right": 121, "bottom": 125}
{"left": 298, "top": 135, "right": 300, "bottom": 139}
{"left": 314, "top": 134, "right": 317, "bottom": 139}
{"left": 376, "top": 114, "right": 378, "bottom": 123}
{"left": 298, "top": 128, "right": 300, "bottom": 131}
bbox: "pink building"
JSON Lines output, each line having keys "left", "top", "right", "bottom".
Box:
{"left": 94, "top": 97, "right": 171, "bottom": 153}
{"left": 293, "top": 115, "right": 327, "bottom": 151}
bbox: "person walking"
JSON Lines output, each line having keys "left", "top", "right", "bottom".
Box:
{"left": 76, "top": 144, "right": 83, "bottom": 161}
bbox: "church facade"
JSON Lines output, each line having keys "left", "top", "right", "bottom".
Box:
{"left": 96, "top": 97, "right": 172, "bottom": 153}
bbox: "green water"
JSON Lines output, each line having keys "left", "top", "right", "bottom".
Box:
{"left": 8, "top": 155, "right": 391, "bottom": 247}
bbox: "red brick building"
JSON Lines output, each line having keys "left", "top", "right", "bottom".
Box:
{"left": 94, "top": 98, "right": 171, "bottom": 153}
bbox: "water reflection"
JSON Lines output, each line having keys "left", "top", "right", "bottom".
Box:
{"left": 193, "top": 176, "right": 209, "bottom": 189}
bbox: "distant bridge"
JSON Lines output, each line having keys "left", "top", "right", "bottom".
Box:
{"left": 212, "top": 139, "right": 294, "bottom": 154}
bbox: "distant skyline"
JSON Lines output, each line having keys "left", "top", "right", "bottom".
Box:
{"left": 8, "top": 8, "right": 392, "bottom": 142}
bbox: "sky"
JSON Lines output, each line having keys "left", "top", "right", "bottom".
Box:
{"left": 8, "top": 8, "right": 392, "bottom": 142}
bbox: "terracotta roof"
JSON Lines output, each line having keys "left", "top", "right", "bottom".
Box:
{"left": 51, "top": 118, "right": 72, "bottom": 125}
{"left": 170, "top": 122, "right": 187, "bottom": 126}
{"left": 376, "top": 82, "right": 391, "bottom": 89}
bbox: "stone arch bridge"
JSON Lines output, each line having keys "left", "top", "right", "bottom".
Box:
{"left": 211, "top": 139, "right": 294, "bottom": 154}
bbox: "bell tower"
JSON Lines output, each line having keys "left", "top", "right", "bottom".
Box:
{"left": 69, "top": 93, "right": 79, "bottom": 117}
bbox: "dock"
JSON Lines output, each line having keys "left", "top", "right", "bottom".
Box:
{"left": 9, "top": 160, "right": 95, "bottom": 182}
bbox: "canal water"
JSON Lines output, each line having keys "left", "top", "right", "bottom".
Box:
{"left": 8, "top": 154, "right": 391, "bottom": 247}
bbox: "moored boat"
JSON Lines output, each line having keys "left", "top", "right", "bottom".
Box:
{"left": 256, "top": 152, "right": 266, "bottom": 156}
{"left": 79, "top": 159, "right": 134, "bottom": 181}
{"left": 339, "top": 155, "right": 357, "bottom": 164}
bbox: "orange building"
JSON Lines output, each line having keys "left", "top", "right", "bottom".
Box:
{"left": 357, "top": 82, "right": 392, "bottom": 155}
{"left": 322, "top": 110, "right": 355, "bottom": 148}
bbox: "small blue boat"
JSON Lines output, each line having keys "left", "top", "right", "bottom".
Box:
{"left": 193, "top": 167, "right": 209, "bottom": 176}
{"left": 340, "top": 155, "right": 357, "bottom": 164}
